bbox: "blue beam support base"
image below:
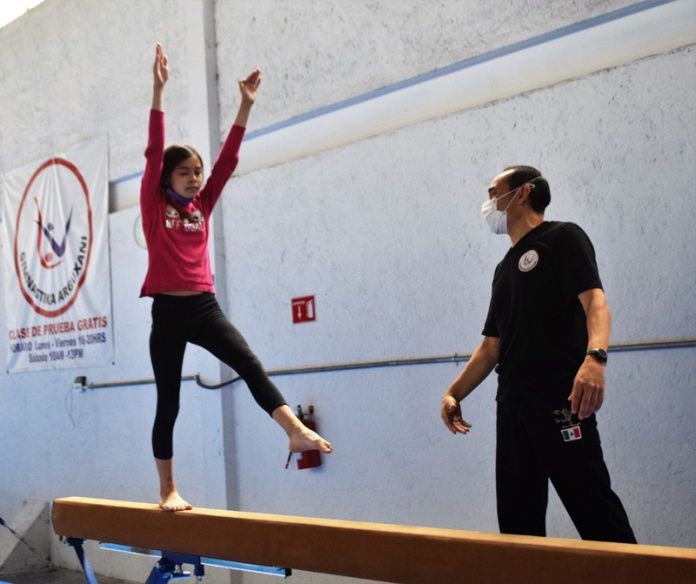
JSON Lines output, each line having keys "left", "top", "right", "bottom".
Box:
{"left": 64, "top": 538, "right": 291, "bottom": 583}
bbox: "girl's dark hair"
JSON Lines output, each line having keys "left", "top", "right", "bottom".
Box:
{"left": 503, "top": 165, "right": 551, "bottom": 213}
{"left": 160, "top": 144, "right": 204, "bottom": 189}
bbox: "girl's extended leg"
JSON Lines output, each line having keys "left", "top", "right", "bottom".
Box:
{"left": 190, "top": 296, "right": 332, "bottom": 453}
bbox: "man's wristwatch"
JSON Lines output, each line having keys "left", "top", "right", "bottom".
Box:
{"left": 586, "top": 347, "right": 608, "bottom": 365}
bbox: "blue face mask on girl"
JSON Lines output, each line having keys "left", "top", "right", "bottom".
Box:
{"left": 165, "top": 185, "right": 194, "bottom": 207}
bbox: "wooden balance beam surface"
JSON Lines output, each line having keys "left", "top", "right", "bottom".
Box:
{"left": 52, "top": 497, "right": 695, "bottom": 584}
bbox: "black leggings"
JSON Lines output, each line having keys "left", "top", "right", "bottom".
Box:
{"left": 149, "top": 293, "right": 287, "bottom": 459}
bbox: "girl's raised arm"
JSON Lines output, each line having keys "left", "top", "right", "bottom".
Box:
{"left": 141, "top": 44, "right": 168, "bottom": 215}
{"left": 198, "top": 69, "right": 260, "bottom": 211}
{"left": 152, "top": 43, "right": 169, "bottom": 111}
{"left": 234, "top": 69, "right": 261, "bottom": 127}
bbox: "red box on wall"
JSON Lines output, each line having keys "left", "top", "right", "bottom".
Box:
{"left": 292, "top": 295, "right": 316, "bottom": 324}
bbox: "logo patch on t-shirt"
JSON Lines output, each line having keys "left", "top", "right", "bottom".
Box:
{"left": 518, "top": 249, "right": 539, "bottom": 272}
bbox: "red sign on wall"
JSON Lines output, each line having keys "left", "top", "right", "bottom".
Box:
{"left": 292, "top": 295, "right": 316, "bottom": 324}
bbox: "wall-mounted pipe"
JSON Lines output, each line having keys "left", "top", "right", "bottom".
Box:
{"left": 74, "top": 338, "right": 696, "bottom": 391}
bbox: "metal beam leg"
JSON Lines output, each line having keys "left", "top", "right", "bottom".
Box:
{"left": 65, "top": 538, "right": 100, "bottom": 584}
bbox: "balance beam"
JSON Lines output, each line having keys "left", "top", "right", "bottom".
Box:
{"left": 52, "top": 497, "right": 696, "bottom": 584}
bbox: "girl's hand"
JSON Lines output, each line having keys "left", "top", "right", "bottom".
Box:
{"left": 153, "top": 43, "right": 169, "bottom": 88}
{"left": 239, "top": 69, "right": 261, "bottom": 105}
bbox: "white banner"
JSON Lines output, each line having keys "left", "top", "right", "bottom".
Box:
{"left": 1, "top": 136, "right": 114, "bottom": 372}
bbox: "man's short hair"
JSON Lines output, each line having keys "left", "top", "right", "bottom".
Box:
{"left": 503, "top": 165, "right": 551, "bottom": 213}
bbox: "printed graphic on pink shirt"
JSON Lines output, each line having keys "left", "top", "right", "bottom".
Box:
{"left": 164, "top": 205, "right": 204, "bottom": 233}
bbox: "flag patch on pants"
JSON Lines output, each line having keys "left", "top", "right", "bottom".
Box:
{"left": 561, "top": 426, "right": 582, "bottom": 442}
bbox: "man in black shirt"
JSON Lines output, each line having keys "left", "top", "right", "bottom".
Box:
{"left": 440, "top": 165, "right": 635, "bottom": 543}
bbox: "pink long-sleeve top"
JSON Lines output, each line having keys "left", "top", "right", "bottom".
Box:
{"left": 139, "top": 109, "right": 245, "bottom": 297}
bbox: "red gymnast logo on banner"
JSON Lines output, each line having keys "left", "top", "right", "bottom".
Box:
{"left": 13, "top": 158, "right": 94, "bottom": 318}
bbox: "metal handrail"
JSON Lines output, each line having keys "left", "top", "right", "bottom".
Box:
{"left": 73, "top": 338, "right": 696, "bottom": 391}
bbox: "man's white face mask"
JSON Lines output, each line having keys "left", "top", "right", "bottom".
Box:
{"left": 481, "top": 187, "right": 520, "bottom": 235}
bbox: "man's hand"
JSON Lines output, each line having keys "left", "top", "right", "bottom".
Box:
{"left": 440, "top": 394, "right": 472, "bottom": 435}
{"left": 569, "top": 357, "right": 605, "bottom": 419}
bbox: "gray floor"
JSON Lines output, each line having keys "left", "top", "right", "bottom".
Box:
{"left": 0, "top": 568, "right": 138, "bottom": 584}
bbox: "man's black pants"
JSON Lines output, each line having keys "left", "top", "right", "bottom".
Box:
{"left": 496, "top": 399, "right": 636, "bottom": 543}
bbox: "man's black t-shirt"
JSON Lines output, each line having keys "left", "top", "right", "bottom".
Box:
{"left": 482, "top": 221, "right": 603, "bottom": 404}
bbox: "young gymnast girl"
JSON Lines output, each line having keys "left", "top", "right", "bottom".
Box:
{"left": 141, "top": 44, "right": 332, "bottom": 511}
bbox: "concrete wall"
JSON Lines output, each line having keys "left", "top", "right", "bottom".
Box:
{"left": 216, "top": 0, "right": 637, "bottom": 131}
{"left": 1, "top": 1, "right": 694, "bottom": 583}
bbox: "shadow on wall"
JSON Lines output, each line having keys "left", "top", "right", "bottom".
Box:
{"left": 0, "top": 501, "right": 51, "bottom": 575}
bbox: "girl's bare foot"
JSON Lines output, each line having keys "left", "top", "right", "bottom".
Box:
{"left": 159, "top": 488, "right": 192, "bottom": 511}
{"left": 272, "top": 404, "right": 333, "bottom": 454}
{"left": 155, "top": 457, "right": 191, "bottom": 511}
{"left": 288, "top": 425, "right": 333, "bottom": 453}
